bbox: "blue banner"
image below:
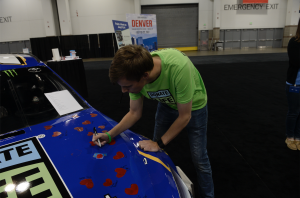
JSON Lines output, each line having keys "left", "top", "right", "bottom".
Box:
{"left": 112, "top": 20, "right": 132, "bottom": 49}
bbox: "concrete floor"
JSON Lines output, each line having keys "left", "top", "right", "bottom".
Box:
{"left": 82, "top": 48, "right": 287, "bottom": 62}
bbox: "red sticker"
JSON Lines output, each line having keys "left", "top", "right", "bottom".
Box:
{"left": 44, "top": 125, "right": 53, "bottom": 130}
{"left": 52, "top": 132, "right": 61, "bottom": 137}
{"left": 125, "top": 184, "right": 139, "bottom": 195}
{"left": 102, "top": 130, "right": 108, "bottom": 133}
{"left": 109, "top": 139, "right": 116, "bottom": 145}
{"left": 103, "top": 178, "right": 113, "bottom": 187}
{"left": 87, "top": 132, "right": 93, "bottom": 136}
{"left": 86, "top": 181, "right": 94, "bottom": 189}
{"left": 80, "top": 179, "right": 88, "bottom": 185}
{"left": 96, "top": 154, "right": 103, "bottom": 159}
{"left": 74, "top": 127, "right": 84, "bottom": 132}
{"left": 90, "top": 113, "right": 97, "bottom": 117}
{"left": 89, "top": 141, "right": 96, "bottom": 146}
{"left": 115, "top": 168, "right": 126, "bottom": 178}
{"left": 80, "top": 179, "right": 94, "bottom": 189}
{"left": 82, "top": 120, "right": 91, "bottom": 125}
{"left": 113, "top": 151, "right": 124, "bottom": 160}
{"left": 98, "top": 125, "right": 105, "bottom": 129}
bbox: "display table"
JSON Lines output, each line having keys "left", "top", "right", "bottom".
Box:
{"left": 47, "top": 59, "right": 88, "bottom": 99}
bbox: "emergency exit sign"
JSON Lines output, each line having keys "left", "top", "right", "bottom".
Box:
{"left": 243, "top": 0, "right": 268, "bottom": 3}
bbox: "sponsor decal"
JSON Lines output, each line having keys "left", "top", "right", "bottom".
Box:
{"left": 104, "top": 194, "right": 117, "bottom": 198}
{"left": 147, "top": 89, "right": 176, "bottom": 104}
{"left": 0, "top": 137, "right": 72, "bottom": 198}
{"left": 3, "top": 70, "right": 17, "bottom": 77}
{"left": 28, "top": 68, "right": 41, "bottom": 73}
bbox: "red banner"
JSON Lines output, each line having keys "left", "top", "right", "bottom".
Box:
{"left": 243, "top": 0, "right": 268, "bottom": 3}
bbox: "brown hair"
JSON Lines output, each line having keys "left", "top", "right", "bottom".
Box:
{"left": 109, "top": 45, "right": 154, "bottom": 83}
{"left": 295, "top": 18, "right": 300, "bottom": 42}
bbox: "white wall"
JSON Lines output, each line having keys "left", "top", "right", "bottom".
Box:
{"left": 41, "top": 0, "right": 60, "bottom": 37}
{"left": 69, "top": 0, "right": 135, "bottom": 35}
{"left": 57, "top": 0, "right": 73, "bottom": 35}
{"left": 1, "top": 0, "right": 295, "bottom": 42}
{"left": 199, "top": 0, "right": 213, "bottom": 30}
{"left": 141, "top": 0, "right": 290, "bottom": 30}
{"left": 220, "top": 0, "right": 287, "bottom": 29}
{"left": 285, "top": 0, "right": 300, "bottom": 26}
{"left": 0, "top": 0, "right": 46, "bottom": 42}
{"left": 141, "top": 0, "right": 199, "bottom": 5}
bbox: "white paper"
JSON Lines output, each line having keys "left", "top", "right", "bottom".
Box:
{"left": 52, "top": 48, "right": 60, "bottom": 61}
{"left": 44, "top": 90, "right": 83, "bottom": 116}
{"left": 23, "top": 48, "right": 29, "bottom": 53}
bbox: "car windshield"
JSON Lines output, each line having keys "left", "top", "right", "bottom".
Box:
{"left": 0, "top": 66, "right": 89, "bottom": 134}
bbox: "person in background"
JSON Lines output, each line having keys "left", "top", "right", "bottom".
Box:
{"left": 93, "top": 45, "right": 214, "bottom": 197}
{"left": 285, "top": 18, "right": 300, "bottom": 150}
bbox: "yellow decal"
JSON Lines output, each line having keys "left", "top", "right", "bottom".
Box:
{"left": 15, "top": 55, "right": 27, "bottom": 65}
{"left": 138, "top": 150, "right": 170, "bottom": 172}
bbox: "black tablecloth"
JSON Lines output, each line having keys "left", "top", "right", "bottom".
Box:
{"left": 47, "top": 59, "right": 88, "bottom": 99}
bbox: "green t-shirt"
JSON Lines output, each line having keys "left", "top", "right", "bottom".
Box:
{"left": 129, "top": 48, "right": 207, "bottom": 111}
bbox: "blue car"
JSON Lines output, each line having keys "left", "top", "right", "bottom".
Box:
{"left": 0, "top": 54, "right": 192, "bottom": 198}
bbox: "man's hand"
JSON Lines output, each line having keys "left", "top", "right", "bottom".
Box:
{"left": 92, "top": 133, "right": 110, "bottom": 146}
{"left": 138, "top": 140, "right": 161, "bottom": 152}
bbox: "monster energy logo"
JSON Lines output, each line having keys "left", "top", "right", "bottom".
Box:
{"left": 3, "top": 69, "right": 18, "bottom": 77}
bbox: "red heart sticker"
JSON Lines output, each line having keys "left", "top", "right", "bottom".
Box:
{"left": 109, "top": 139, "right": 116, "bottom": 145}
{"left": 86, "top": 181, "right": 94, "bottom": 189}
{"left": 125, "top": 184, "right": 139, "bottom": 195}
{"left": 44, "top": 125, "right": 53, "bottom": 130}
{"left": 103, "top": 178, "right": 113, "bottom": 187}
{"left": 82, "top": 120, "right": 91, "bottom": 125}
{"left": 89, "top": 141, "right": 96, "bottom": 146}
{"left": 115, "top": 168, "right": 126, "bottom": 178}
{"left": 98, "top": 125, "right": 105, "bottom": 129}
{"left": 90, "top": 113, "right": 97, "bottom": 117}
{"left": 52, "top": 132, "right": 61, "bottom": 137}
{"left": 96, "top": 154, "right": 103, "bottom": 159}
{"left": 87, "top": 132, "right": 93, "bottom": 136}
{"left": 80, "top": 179, "right": 88, "bottom": 185}
{"left": 113, "top": 151, "right": 124, "bottom": 160}
{"left": 80, "top": 179, "right": 93, "bottom": 189}
{"left": 74, "top": 127, "right": 84, "bottom": 132}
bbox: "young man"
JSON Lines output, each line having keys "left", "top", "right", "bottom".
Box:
{"left": 92, "top": 45, "right": 214, "bottom": 197}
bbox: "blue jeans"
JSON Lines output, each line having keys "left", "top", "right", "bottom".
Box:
{"left": 153, "top": 102, "right": 214, "bottom": 198}
{"left": 286, "top": 84, "right": 300, "bottom": 140}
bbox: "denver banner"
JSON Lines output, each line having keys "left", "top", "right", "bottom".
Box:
{"left": 243, "top": 0, "right": 268, "bottom": 3}
{"left": 126, "top": 14, "right": 158, "bottom": 52}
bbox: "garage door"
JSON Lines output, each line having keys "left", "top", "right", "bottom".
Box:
{"left": 141, "top": 4, "right": 198, "bottom": 49}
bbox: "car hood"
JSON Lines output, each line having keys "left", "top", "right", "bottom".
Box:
{"left": 0, "top": 108, "right": 180, "bottom": 198}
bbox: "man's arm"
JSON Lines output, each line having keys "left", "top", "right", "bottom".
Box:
{"left": 139, "top": 100, "right": 192, "bottom": 152}
{"left": 161, "top": 100, "right": 192, "bottom": 145}
{"left": 93, "top": 96, "right": 143, "bottom": 145}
